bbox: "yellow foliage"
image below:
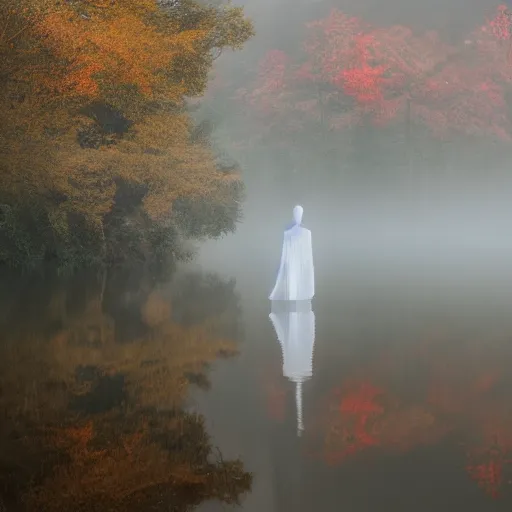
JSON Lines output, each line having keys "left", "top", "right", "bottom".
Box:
{"left": 33, "top": 5, "right": 207, "bottom": 100}
{"left": 28, "top": 419, "right": 186, "bottom": 508}
{"left": 0, "top": 271, "right": 239, "bottom": 420}
{"left": 0, "top": 269, "right": 251, "bottom": 508}
{"left": 0, "top": 268, "right": 250, "bottom": 512}
{"left": 0, "top": 0, "right": 252, "bottom": 266}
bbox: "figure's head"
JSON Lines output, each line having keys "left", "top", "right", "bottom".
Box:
{"left": 293, "top": 205, "right": 303, "bottom": 225}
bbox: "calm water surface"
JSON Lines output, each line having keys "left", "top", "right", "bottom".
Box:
{"left": 192, "top": 189, "right": 512, "bottom": 512}
{"left": 3, "top": 192, "right": 512, "bottom": 511}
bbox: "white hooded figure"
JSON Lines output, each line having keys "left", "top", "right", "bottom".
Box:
{"left": 269, "top": 300, "right": 315, "bottom": 436}
{"left": 269, "top": 205, "right": 314, "bottom": 301}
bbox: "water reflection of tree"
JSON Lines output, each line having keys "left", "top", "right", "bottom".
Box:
{"left": 0, "top": 266, "right": 251, "bottom": 511}
{"left": 308, "top": 330, "right": 512, "bottom": 499}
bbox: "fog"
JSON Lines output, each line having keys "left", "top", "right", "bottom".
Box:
{"left": 188, "top": 7, "right": 512, "bottom": 510}
{"left": 4, "top": 2, "right": 512, "bottom": 510}
{"left": 195, "top": 0, "right": 512, "bottom": 291}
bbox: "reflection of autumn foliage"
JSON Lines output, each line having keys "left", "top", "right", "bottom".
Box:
{"left": 318, "top": 380, "right": 447, "bottom": 465}
{"left": 47, "top": 300, "right": 238, "bottom": 411}
{"left": 321, "top": 383, "right": 382, "bottom": 464}
{"left": 311, "top": 329, "right": 512, "bottom": 499}
{"left": 338, "top": 382, "right": 383, "bottom": 450}
{"left": 24, "top": 411, "right": 251, "bottom": 511}
{"left": 463, "top": 414, "right": 512, "bottom": 498}
{"left": 467, "top": 450, "right": 506, "bottom": 499}
{"left": 0, "top": 267, "right": 251, "bottom": 510}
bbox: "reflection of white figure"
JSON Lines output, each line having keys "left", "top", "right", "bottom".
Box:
{"left": 269, "top": 205, "right": 315, "bottom": 301}
{"left": 269, "top": 300, "right": 315, "bottom": 436}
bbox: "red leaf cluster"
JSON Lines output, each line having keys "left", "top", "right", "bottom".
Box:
{"left": 236, "top": 5, "right": 512, "bottom": 142}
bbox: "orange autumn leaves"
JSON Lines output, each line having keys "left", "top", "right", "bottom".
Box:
{"left": 34, "top": 5, "right": 207, "bottom": 100}
{"left": 0, "top": 0, "right": 253, "bottom": 266}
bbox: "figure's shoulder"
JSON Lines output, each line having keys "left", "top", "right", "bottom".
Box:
{"left": 285, "top": 225, "right": 311, "bottom": 237}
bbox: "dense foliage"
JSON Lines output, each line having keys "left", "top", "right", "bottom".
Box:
{"left": 0, "top": 0, "right": 253, "bottom": 268}
{"left": 202, "top": 4, "right": 512, "bottom": 176}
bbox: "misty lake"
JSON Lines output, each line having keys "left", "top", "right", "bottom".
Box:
{"left": 3, "top": 179, "right": 512, "bottom": 511}
{"left": 4, "top": 0, "right": 512, "bottom": 509}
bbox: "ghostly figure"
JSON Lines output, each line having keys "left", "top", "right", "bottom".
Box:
{"left": 269, "top": 205, "right": 315, "bottom": 301}
{"left": 269, "top": 300, "right": 315, "bottom": 436}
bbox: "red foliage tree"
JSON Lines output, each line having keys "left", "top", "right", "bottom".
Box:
{"left": 484, "top": 4, "right": 512, "bottom": 63}
{"left": 338, "top": 35, "right": 386, "bottom": 104}
{"left": 399, "top": 6, "right": 512, "bottom": 141}
{"left": 316, "top": 9, "right": 512, "bottom": 140}
{"left": 237, "top": 6, "right": 512, "bottom": 144}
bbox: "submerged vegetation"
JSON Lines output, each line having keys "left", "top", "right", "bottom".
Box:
{"left": 0, "top": 265, "right": 251, "bottom": 510}
{"left": 0, "top": 0, "right": 254, "bottom": 269}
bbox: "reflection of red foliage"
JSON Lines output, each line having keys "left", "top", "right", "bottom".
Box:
{"left": 466, "top": 415, "right": 512, "bottom": 498}
{"left": 467, "top": 452, "right": 505, "bottom": 499}
{"left": 339, "top": 383, "right": 383, "bottom": 454}
{"left": 308, "top": 328, "right": 512, "bottom": 501}
{"left": 319, "top": 380, "right": 450, "bottom": 467}
{"left": 322, "top": 382, "right": 384, "bottom": 465}
{"left": 468, "top": 460, "right": 502, "bottom": 498}
{"left": 340, "top": 381, "right": 384, "bottom": 416}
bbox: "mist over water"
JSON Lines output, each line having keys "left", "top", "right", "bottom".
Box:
{"left": 188, "top": 3, "right": 512, "bottom": 509}
{"left": 3, "top": 0, "right": 512, "bottom": 509}
{"left": 191, "top": 163, "right": 512, "bottom": 511}
{"left": 198, "top": 0, "right": 511, "bottom": 281}
{"left": 198, "top": 166, "right": 512, "bottom": 283}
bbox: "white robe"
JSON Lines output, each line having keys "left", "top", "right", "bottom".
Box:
{"left": 269, "top": 225, "right": 315, "bottom": 301}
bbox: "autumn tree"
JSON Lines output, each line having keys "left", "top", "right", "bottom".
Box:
{"left": 229, "top": 6, "right": 512, "bottom": 176}
{"left": 289, "top": 8, "right": 512, "bottom": 142}
{"left": 0, "top": 0, "right": 254, "bottom": 268}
